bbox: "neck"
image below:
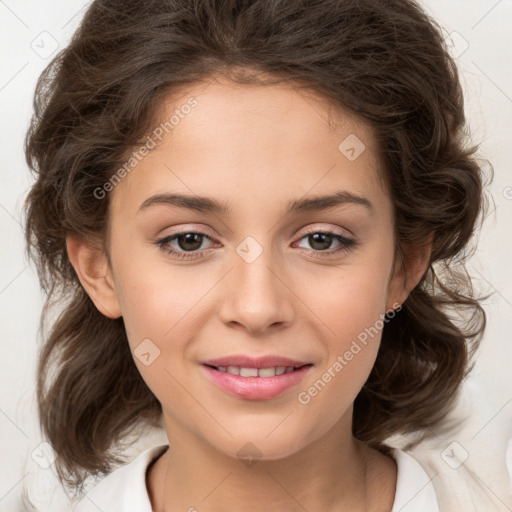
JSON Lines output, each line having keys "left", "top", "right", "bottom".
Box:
{"left": 147, "top": 413, "right": 373, "bottom": 512}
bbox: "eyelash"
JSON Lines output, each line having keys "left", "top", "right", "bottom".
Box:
{"left": 154, "top": 228, "right": 357, "bottom": 261}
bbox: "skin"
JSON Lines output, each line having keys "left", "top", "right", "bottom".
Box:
{"left": 67, "top": 74, "right": 431, "bottom": 512}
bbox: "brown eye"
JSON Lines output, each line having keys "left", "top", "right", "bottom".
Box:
{"left": 175, "top": 233, "right": 204, "bottom": 251}
{"left": 155, "top": 231, "right": 216, "bottom": 260}
{"left": 295, "top": 230, "right": 356, "bottom": 255}
{"left": 306, "top": 232, "right": 334, "bottom": 251}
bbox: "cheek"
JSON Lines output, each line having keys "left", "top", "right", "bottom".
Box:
{"left": 113, "top": 265, "right": 200, "bottom": 408}
{"left": 304, "top": 261, "right": 392, "bottom": 343}
{"left": 294, "top": 271, "right": 390, "bottom": 424}
{"left": 113, "top": 255, "right": 208, "bottom": 345}
{"left": 111, "top": 259, "right": 219, "bottom": 402}
{"left": 298, "top": 255, "right": 392, "bottom": 389}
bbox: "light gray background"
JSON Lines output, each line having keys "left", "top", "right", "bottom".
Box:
{"left": 1, "top": 1, "right": 511, "bottom": 511}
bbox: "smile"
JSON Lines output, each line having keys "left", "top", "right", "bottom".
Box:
{"left": 200, "top": 363, "right": 313, "bottom": 400}
{"left": 207, "top": 364, "right": 307, "bottom": 377}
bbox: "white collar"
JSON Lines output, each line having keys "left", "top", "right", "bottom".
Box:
{"left": 74, "top": 444, "right": 439, "bottom": 512}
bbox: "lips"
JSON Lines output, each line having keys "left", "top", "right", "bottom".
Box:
{"left": 200, "top": 355, "right": 313, "bottom": 400}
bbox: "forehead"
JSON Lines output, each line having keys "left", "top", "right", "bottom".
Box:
{"left": 156, "top": 74, "right": 375, "bottom": 154}
{"left": 110, "top": 75, "right": 389, "bottom": 218}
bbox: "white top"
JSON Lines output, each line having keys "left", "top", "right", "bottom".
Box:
{"left": 72, "top": 444, "right": 439, "bottom": 512}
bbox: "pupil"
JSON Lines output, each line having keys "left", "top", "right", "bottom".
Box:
{"left": 309, "top": 233, "right": 332, "bottom": 250}
{"left": 178, "top": 233, "right": 202, "bottom": 251}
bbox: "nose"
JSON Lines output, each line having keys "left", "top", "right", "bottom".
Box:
{"left": 218, "top": 241, "right": 295, "bottom": 336}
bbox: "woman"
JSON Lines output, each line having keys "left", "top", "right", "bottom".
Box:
{"left": 23, "top": 0, "right": 496, "bottom": 510}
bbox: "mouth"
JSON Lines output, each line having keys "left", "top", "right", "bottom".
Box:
{"left": 200, "top": 363, "right": 313, "bottom": 400}
{"left": 203, "top": 363, "right": 312, "bottom": 377}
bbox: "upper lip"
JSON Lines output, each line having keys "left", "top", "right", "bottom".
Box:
{"left": 201, "top": 355, "right": 312, "bottom": 369}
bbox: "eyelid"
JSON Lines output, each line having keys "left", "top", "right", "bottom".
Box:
{"left": 155, "top": 224, "right": 217, "bottom": 241}
{"left": 298, "top": 223, "right": 354, "bottom": 238}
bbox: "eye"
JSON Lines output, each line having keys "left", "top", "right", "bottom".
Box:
{"left": 294, "top": 229, "right": 356, "bottom": 257}
{"left": 155, "top": 231, "right": 217, "bottom": 260}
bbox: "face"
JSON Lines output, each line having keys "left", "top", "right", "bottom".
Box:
{"left": 104, "top": 75, "right": 403, "bottom": 460}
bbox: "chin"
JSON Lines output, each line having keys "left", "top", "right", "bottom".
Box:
{"left": 206, "top": 424, "right": 314, "bottom": 463}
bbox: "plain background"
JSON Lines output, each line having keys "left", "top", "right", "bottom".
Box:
{"left": 0, "top": 1, "right": 511, "bottom": 511}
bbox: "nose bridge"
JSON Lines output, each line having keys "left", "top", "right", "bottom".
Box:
{"left": 218, "top": 234, "right": 293, "bottom": 332}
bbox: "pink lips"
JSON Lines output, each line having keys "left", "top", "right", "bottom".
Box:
{"left": 200, "top": 355, "right": 313, "bottom": 400}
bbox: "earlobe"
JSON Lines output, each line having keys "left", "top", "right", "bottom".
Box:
{"left": 386, "top": 233, "right": 433, "bottom": 310}
{"left": 65, "top": 234, "right": 122, "bottom": 319}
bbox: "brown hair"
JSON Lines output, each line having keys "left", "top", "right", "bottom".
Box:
{"left": 24, "top": 0, "right": 489, "bottom": 494}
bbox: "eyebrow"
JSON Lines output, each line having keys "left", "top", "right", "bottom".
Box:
{"left": 138, "top": 190, "right": 374, "bottom": 216}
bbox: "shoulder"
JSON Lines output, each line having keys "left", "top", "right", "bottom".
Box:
{"left": 389, "top": 375, "right": 512, "bottom": 510}
{"left": 390, "top": 447, "right": 440, "bottom": 512}
{"left": 72, "top": 444, "right": 169, "bottom": 512}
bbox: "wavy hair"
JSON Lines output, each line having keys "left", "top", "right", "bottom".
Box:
{"left": 24, "top": 0, "right": 489, "bottom": 494}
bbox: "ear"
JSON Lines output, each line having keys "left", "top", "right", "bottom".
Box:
{"left": 386, "top": 233, "right": 433, "bottom": 311}
{"left": 66, "top": 233, "right": 122, "bottom": 319}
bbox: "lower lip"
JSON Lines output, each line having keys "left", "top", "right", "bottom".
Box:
{"left": 200, "top": 364, "right": 313, "bottom": 400}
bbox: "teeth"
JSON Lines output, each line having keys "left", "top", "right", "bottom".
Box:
{"left": 216, "top": 366, "right": 297, "bottom": 377}
{"left": 258, "top": 368, "right": 277, "bottom": 377}
{"left": 240, "top": 367, "right": 258, "bottom": 377}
